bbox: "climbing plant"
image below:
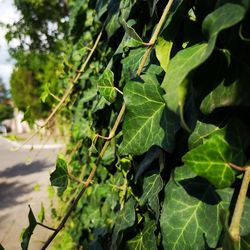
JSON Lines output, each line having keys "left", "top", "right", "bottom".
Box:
{"left": 3, "top": 0, "right": 250, "bottom": 250}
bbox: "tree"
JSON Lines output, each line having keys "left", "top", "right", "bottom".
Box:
{"left": 10, "top": 66, "right": 50, "bottom": 119}
{"left": 0, "top": 79, "right": 13, "bottom": 122}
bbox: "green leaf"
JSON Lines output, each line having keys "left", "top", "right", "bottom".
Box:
{"left": 121, "top": 47, "right": 148, "bottom": 81}
{"left": 119, "top": 74, "right": 178, "bottom": 155}
{"left": 21, "top": 206, "right": 37, "bottom": 250}
{"left": 155, "top": 37, "right": 173, "bottom": 72}
{"left": 200, "top": 65, "right": 250, "bottom": 114}
{"left": 140, "top": 174, "right": 163, "bottom": 220}
{"left": 38, "top": 202, "right": 45, "bottom": 223}
{"left": 121, "top": 18, "right": 143, "bottom": 43}
{"left": 40, "top": 84, "right": 50, "bottom": 103}
{"left": 0, "top": 244, "right": 5, "bottom": 250}
{"left": 188, "top": 121, "right": 220, "bottom": 149}
{"left": 112, "top": 198, "right": 136, "bottom": 247}
{"left": 160, "top": 166, "right": 230, "bottom": 250}
{"left": 162, "top": 3, "right": 245, "bottom": 115}
{"left": 98, "top": 69, "right": 117, "bottom": 103}
{"left": 183, "top": 134, "right": 241, "bottom": 189}
{"left": 127, "top": 215, "right": 157, "bottom": 250}
{"left": 22, "top": 106, "right": 35, "bottom": 128}
{"left": 50, "top": 156, "right": 69, "bottom": 195}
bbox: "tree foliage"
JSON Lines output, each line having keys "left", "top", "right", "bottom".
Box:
{"left": 0, "top": 79, "right": 13, "bottom": 122}
{"left": 5, "top": 0, "right": 250, "bottom": 249}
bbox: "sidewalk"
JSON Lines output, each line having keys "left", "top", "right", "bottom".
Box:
{"left": 1, "top": 133, "right": 66, "bottom": 150}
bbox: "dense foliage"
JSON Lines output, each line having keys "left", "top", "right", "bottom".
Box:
{"left": 0, "top": 79, "right": 13, "bottom": 122}
{"left": 5, "top": 0, "right": 250, "bottom": 249}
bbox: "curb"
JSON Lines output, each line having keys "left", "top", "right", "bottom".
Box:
{"left": 0, "top": 136, "right": 65, "bottom": 150}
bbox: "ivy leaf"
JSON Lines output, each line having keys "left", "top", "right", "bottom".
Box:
{"left": 183, "top": 134, "right": 243, "bottom": 189}
{"left": 160, "top": 166, "right": 230, "bottom": 250}
{"left": 38, "top": 202, "right": 45, "bottom": 223}
{"left": 188, "top": 121, "right": 220, "bottom": 149}
{"left": 135, "top": 147, "right": 161, "bottom": 182}
{"left": 200, "top": 65, "right": 250, "bottom": 114}
{"left": 112, "top": 198, "right": 136, "bottom": 248}
{"left": 139, "top": 174, "right": 163, "bottom": 220}
{"left": 162, "top": 3, "right": 245, "bottom": 115}
{"left": 121, "top": 18, "right": 143, "bottom": 43}
{"left": 127, "top": 215, "right": 157, "bottom": 250}
{"left": 119, "top": 74, "right": 178, "bottom": 155}
{"left": 98, "top": 69, "right": 117, "bottom": 103}
{"left": 22, "top": 106, "right": 35, "bottom": 128}
{"left": 50, "top": 156, "right": 69, "bottom": 195}
{"left": 40, "top": 84, "right": 50, "bottom": 103}
{"left": 21, "top": 206, "right": 37, "bottom": 250}
{"left": 121, "top": 47, "right": 148, "bottom": 81}
{"left": 155, "top": 37, "right": 173, "bottom": 72}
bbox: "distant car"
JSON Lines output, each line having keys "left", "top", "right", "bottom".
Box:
{"left": 0, "top": 124, "right": 7, "bottom": 134}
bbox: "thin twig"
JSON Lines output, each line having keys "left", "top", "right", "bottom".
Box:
{"left": 229, "top": 162, "right": 248, "bottom": 172}
{"left": 37, "top": 222, "right": 57, "bottom": 232}
{"left": 136, "top": 0, "right": 173, "bottom": 76}
{"left": 229, "top": 165, "right": 250, "bottom": 242}
{"left": 15, "top": 29, "right": 103, "bottom": 151}
{"left": 41, "top": 1, "right": 174, "bottom": 248}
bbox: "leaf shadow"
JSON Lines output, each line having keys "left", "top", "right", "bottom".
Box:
{"left": 179, "top": 176, "right": 221, "bottom": 205}
{"left": 0, "top": 160, "right": 51, "bottom": 178}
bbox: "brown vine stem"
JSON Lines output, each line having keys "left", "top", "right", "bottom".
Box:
{"left": 41, "top": 1, "right": 174, "bottom": 248}
{"left": 229, "top": 165, "right": 250, "bottom": 242}
{"left": 37, "top": 222, "right": 57, "bottom": 232}
{"left": 137, "top": 0, "right": 173, "bottom": 75}
{"left": 15, "top": 29, "right": 103, "bottom": 151}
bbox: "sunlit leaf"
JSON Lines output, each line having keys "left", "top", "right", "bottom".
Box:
{"left": 183, "top": 134, "right": 242, "bottom": 188}
{"left": 155, "top": 37, "right": 173, "bottom": 72}
{"left": 98, "top": 69, "right": 117, "bottom": 103}
{"left": 119, "top": 73, "right": 178, "bottom": 155}
{"left": 162, "top": 3, "right": 245, "bottom": 115}
{"left": 50, "top": 156, "right": 69, "bottom": 195}
{"left": 160, "top": 166, "right": 232, "bottom": 250}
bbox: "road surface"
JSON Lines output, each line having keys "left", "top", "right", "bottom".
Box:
{"left": 0, "top": 137, "right": 62, "bottom": 250}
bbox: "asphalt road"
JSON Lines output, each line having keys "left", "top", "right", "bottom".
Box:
{"left": 0, "top": 137, "right": 61, "bottom": 250}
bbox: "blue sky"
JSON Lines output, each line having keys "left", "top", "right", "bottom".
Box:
{"left": 0, "top": 0, "right": 19, "bottom": 89}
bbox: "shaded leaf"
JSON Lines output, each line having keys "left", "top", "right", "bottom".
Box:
{"left": 127, "top": 215, "right": 157, "bottom": 250}
{"left": 220, "top": 210, "right": 240, "bottom": 250}
{"left": 98, "top": 69, "right": 117, "bottom": 103}
{"left": 135, "top": 147, "right": 161, "bottom": 182}
{"left": 183, "top": 134, "right": 242, "bottom": 188}
{"left": 50, "top": 156, "right": 69, "bottom": 195}
{"left": 21, "top": 206, "right": 37, "bottom": 250}
{"left": 200, "top": 65, "right": 250, "bottom": 114}
{"left": 188, "top": 121, "right": 220, "bottom": 149}
{"left": 121, "top": 18, "right": 143, "bottom": 42}
{"left": 0, "top": 244, "right": 5, "bottom": 250}
{"left": 139, "top": 174, "right": 163, "bottom": 220}
{"left": 162, "top": 3, "right": 245, "bottom": 115}
{"left": 121, "top": 47, "right": 148, "bottom": 81}
{"left": 119, "top": 74, "right": 178, "bottom": 155}
{"left": 160, "top": 166, "right": 231, "bottom": 250}
{"left": 155, "top": 37, "right": 173, "bottom": 72}
{"left": 112, "top": 198, "right": 136, "bottom": 248}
